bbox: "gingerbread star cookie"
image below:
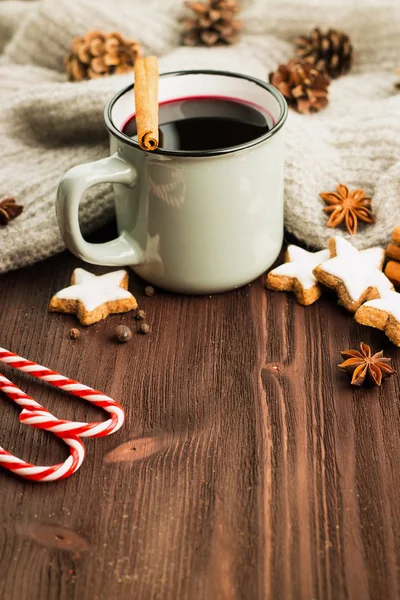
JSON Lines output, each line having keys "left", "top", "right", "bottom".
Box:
{"left": 49, "top": 268, "right": 138, "bottom": 326}
{"left": 266, "top": 245, "right": 330, "bottom": 305}
{"left": 313, "top": 236, "right": 393, "bottom": 312}
{"left": 355, "top": 290, "right": 400, "bottom": 346}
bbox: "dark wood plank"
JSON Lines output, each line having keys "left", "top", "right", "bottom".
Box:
{"left": 1, "top": 226, "right": 400, "bottom": 600}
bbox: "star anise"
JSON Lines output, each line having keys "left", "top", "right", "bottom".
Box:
{"left": 320, "top": 184, "right": 374, "bottom": 235}
{"left": 338, "top": 342, "right": 396, "bottom": 386}
{"left": 0, "top": 197, "right": 23, "bottom": 226}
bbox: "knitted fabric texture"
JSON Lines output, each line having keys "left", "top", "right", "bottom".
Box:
{"left": 0, "top": 0, "right": 400, "bottom": 273}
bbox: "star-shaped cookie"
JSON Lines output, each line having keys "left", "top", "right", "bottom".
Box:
{"left": 313, "top": 237, "right": 393, "bottom": 312}
{"left": 49, "top": 268, "right": 138, "bottom": 326}
{"left": 355, "top": 290, "right": 400, "bottom": 346}
{"left": 266, "top": 245, "right": 330, "bottom": 305}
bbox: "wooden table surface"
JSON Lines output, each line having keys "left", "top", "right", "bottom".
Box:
{"left": 1, "top": 226, "right": 400, "bottom": 600}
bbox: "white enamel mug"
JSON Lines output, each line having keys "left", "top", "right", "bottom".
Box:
{"left": 56, "top": 70, "right": 288, "bottom": 294}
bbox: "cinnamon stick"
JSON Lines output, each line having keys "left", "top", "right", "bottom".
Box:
{"left": 385, "top": 261, "right": 400, "bottom": 287}
{"left": 385, "top": 243, "right": 400, "bottom": 262}
{"left": 392, "top": 226, "right": 400, "bottom": 246}
{"left": 133, "top": 56, "right": 159, "bottom": 151}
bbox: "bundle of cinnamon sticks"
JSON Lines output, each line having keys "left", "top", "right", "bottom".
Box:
{"left": 385, "top": 226, "right": 400, "bottom": 287}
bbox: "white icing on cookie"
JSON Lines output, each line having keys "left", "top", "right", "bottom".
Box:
{"left": 270, "top": 245, "right": 330, "bottom": 290}
{"left": 319, "top": 237, "right": 392, "bottom": 301}
{"left": 361, "top": 290, "right": 400, "bottom": 321}
{"left": 55, "top": 268, "right": 134, "bottom": 312}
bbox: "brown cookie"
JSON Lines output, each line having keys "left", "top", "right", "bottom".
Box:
{"left": 313, "top": 236, "right": 393, "bottom": 312}
{"left": 266, "top": 245, "right": 330, "bottom": 306}
{"left": 355, "top": 290, "right": 400, "bottom": 346}
{"left": 49, "top": 268, "right": 137, "bottom": 326}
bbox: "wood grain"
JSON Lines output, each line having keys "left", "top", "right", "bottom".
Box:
{"left": 1, "top": 227, "right": 400, "bottom": 600}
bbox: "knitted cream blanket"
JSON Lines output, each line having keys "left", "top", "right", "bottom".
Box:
{"left": 0, "top": 0, "right": 399, "bottom": 273}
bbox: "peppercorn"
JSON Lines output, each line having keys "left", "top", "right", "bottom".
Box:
{"left": 115, "top": 325, "right": 132, "bottom": 343}
{"left": 144, "top": 286, "right": 155, "bottom": 297}
{"left": 134, "top": 308, "right": 146, "bottom": 320}
{"left": 138, "top": 323, "right": 150, "bottom": 334}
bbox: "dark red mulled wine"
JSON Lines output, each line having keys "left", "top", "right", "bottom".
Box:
{"left": 122, "top": 96, "right": 270, "bottom": 152}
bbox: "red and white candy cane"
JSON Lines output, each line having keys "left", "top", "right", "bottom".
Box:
{"left": 0, "top": 373, "right": 85, "bottom": 482}
{"left": 0, "top": 348, "right": 125, "bottom": 438}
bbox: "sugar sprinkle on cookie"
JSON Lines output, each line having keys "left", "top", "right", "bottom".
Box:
{"left": 313, "top": 236, "right": 393, "bottom": 313}
{"left": 266, "top": 245, "right": 330, "bottom": 306}
{"left": 49, "top": 268, "right": 138, "bottom": 326}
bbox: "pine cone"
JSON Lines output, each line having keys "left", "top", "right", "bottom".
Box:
{"left": 295, "top": 27, "right": 353, "bottom": 79}
{"left": 65, "top": 30, "right": 142, "bottom": 82}
{"left": 269, "top": 60, "right": 330, "bottom": 114}
{"left": 181, "top": 0, "right": 242, "bottom": 47}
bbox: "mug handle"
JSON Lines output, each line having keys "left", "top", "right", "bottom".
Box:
{"left": 56, "top": 152, "right": 144, "bottom": 266}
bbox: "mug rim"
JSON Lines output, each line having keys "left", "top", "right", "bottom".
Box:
{"left": 104, "top": 69, "right": 288, "bottom": 158}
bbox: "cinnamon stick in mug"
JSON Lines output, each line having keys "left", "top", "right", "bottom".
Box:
{"left": 133, "top": 56, "right": 159, "bottom": 151}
